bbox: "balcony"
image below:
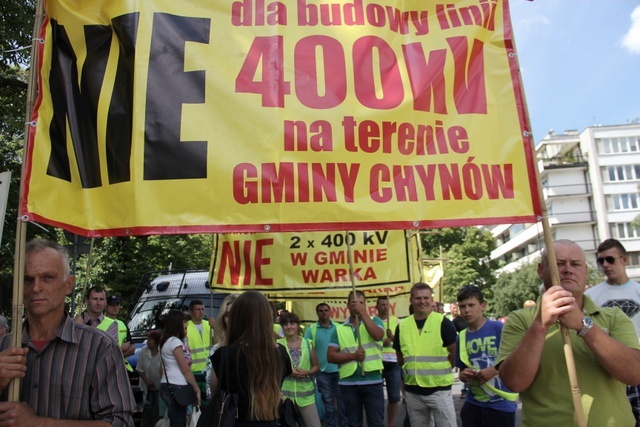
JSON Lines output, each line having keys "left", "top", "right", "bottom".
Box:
{"left": 543, "top": 182, "right": 592, "bottom": 198}
{"left": 537, "top": 154, "right": 588, "bottom": 171}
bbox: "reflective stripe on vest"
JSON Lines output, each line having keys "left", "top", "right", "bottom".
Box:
{"left": 278, "top": 337, "right": 316, "bottom": 406}
{"left": 399, "top": 313, "right": 453, "bottom": 388}
{"left": 186, "top": 321, "right": 211, "bottom": 372}
{"left": 336, "top": 323, "right": 383, "bottom": 379}
{"left": 458, "top": 329, "right": 518, "bottom": 402}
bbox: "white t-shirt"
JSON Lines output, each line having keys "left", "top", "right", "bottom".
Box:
{"left": 160, "top": 336, "right": 188, "bottom": 385}
{"left": 585, "top": 280, "right": 640, "bottom": 337}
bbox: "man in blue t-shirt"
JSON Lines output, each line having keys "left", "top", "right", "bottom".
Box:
{"left": 304, "top": 303, "right": 348, "bottom": 427}
{"left": 455, "top": 285, "right": 517, "bottom": 427}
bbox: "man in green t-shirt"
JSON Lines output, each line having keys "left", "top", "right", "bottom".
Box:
{"left": 498, "top": 239, "right": 640, "bottom": 426}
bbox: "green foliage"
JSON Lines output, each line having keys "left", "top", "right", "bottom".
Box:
{"left": 491, "top": 260, "right": 541, "bottom": 317}
{"left": 69, "top": 234, "right": 214, "bottom": 316}
{"left": 491, "top": 258, "right": 606, "bottom": 318}
{"left": 420, "top": 227, "right": 498, "bottom": 305}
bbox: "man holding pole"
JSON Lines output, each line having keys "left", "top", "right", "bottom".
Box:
{"left": 0, "top": 239, "right": 135, "bottom": 425}
{"left": 498, "top": 239, "right": 640, "bottom": 426}
{"left": 327, "top": 290, "right": 385, "bottom": 427}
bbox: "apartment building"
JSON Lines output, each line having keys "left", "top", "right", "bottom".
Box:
{"left": 490, "top": 123, "right": 640, "bottom": 281}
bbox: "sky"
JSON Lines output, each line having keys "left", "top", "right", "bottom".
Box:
{"left": 508, "top": 1, "right": 640, "bottom": 143}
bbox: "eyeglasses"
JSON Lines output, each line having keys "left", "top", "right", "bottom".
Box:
{"left": 459, "top": 285, "right": 480, "bottom": 292}
{"left": 596, "top": 256, "right": 619, "bottom": 266}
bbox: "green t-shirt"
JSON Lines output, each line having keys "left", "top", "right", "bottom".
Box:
{"left": 497, "top": 296, "right": 639, "bottom": 427}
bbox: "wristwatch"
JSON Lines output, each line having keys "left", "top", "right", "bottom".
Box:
{"left": 577, "top": 316, "right": 594, "bottom": 338}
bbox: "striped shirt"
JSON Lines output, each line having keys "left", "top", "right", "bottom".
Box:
{"left": 0, "top": 313, "right": 135, "bottom": 426}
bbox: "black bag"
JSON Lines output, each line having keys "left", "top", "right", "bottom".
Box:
{"left": 197, "top": 347, "right": 239, "bottom": 427}
{"left": 279, "top": 398, "right": 306, "bottom": 427}
{"left": 160, "top": 349, "right": 198, "bottom": 407}
{"left": 198, "top": 389, "right": 238, "bottom": 427}
{"left": 169, "top": 383, "right": 198, "bottom": 407}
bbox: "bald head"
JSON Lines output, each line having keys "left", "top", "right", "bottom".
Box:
{"left": 538, "top": 240, "right": 588, "bottom": 294}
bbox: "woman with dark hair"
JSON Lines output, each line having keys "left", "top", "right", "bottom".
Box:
{"left": 210, "top": 291, "right": 292, "bottom": 426}
{"left": 159, "top": 310, "right": 201, "bottom": 427}
{"left": 278, "top": 312, "right": 322, "bottom": 427}
{"left": 137, "top": 329, "right": 163, "bottom": 426}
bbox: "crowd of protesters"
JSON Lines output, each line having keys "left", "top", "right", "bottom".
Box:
{"left": 1, "top": 237, "right": 640, "bottom": 427}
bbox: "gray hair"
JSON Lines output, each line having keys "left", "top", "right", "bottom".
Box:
{"left": 25, "top": 239, "right": 71, "bottom": 279}
{"left": 0, "top": 315, "right": 8, "bottom": 329}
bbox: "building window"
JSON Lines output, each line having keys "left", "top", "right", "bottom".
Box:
{"left": 611, "top": 222, "right": 640, "bottom": 239}
{"left": 599, "top": 136, "right": 640, "bottom": 154}
{"left": 628, "top": 252, "right": 639, "bottom": 267}
{"left": 611, "top": 194, "right": 640, "bottom": 210}
{"left": 606, "top": 164, "right": 640, "bottom": 182}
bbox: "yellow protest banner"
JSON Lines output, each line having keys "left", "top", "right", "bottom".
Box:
{"left": 22, "top": 0, "right": 540, "bottom": 236}
{"left": 207, "top": 229, "right": 442, "bottom": 323}
{"left": 210, "top": 230, "right": 419, "bottom": 293}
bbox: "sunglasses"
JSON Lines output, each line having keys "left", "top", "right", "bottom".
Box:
{"left": 596, "top": 256, "right": 619, "bottom": 266}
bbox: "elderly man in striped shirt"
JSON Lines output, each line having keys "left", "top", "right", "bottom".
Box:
{"left": 0, "top": 239, "right": 135, "bottom": 426}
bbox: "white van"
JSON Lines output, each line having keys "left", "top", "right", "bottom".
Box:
{"left": 126, "top": 269, "right": 224, "bottom": 345}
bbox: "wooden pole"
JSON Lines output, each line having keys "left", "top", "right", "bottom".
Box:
{"left": 345, "top": 231, "right": 364, "bottom": 375}
{"left": 7, "top": 220, "right": 26, "bottom": 401}
{"left": 507, "top": 10, "right": 585, "bottom": 423}
{"left": 74, "top": 238, "right": 95, "bottom": 318}
{"left": 7, "top": 0, "right": 46, "bottom": 401}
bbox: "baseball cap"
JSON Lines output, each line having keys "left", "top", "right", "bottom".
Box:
{"left": 107, "top": 295, "right": 121, "bottom": 305}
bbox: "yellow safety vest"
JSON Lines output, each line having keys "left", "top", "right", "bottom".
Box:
{"left": 459, "top": 329, "right": 517, "bottom": 402}
{"left": 381, "top": 316, "right": 399, "bottom": 359}
{"left": 336, "top": 322, "right": 383, "bottom": 379}
{"left": 278, "top": 337, "right": 315, "bottom": 407}
{"left": 186, "top": 320, "right": 211, "bottom": 372}
{"left": 96, "top": 316, "right": 117, "bottom": 335}
{"left": 399, "top": 313, "right": 453, "bottom": 388}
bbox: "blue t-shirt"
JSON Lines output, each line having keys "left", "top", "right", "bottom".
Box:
{"left": 455, "top": 319, "right": 516, "bottom": 413}
{"left": 304, "top": 321, "right": 339, "bottom": 373}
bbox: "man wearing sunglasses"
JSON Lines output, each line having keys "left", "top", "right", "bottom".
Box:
{"left": 586, "top": 238, "right": 640, "bottom": 425}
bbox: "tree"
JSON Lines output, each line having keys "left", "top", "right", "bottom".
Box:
{"left": 0, "top": 1, "right": 49, "bottom": 317}
{"left": 420, "top": 227, "right": 498, "bottom": 305}
{"left": 491, "top": 260, "right": 541, "bottom": 317}
{"left": 491, "top": 258, "right": 605, "bottom": 318}
{"left": 69, "top": 234, "right": 214, "bottom": 316}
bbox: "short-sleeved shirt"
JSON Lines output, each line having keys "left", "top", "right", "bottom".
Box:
{"left": 329, "top": 316, "right": 385, "bottom": 385}
{"left": 497, "top": 296, "right": 640, "bottom": 426}
{"left": 304, "top": 321, "right": 339, "bottom": 373}
{"left": 0, "top": 314, "right": 135, "bottom": 426}
{"left": 454, "top": 319, "right": 516, "bottom": 413}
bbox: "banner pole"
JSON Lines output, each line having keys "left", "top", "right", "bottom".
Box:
{"left": 345, "top": 230, "right": 364, "bottom": 375}
{"left": 511, "top": 27, "right": 586, "bottom": 425}
{"left": 74, "top": 238, "right": 95, "bottom": 318}
{"left": 8, "top": 219, "right": 26, "bottom": 401}
{"left": 7, "top": 0, "right": 46, "bottom": 401}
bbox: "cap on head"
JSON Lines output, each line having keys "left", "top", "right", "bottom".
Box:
{"left": 107, "top": 295, "right": 121, "bottom": 305}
